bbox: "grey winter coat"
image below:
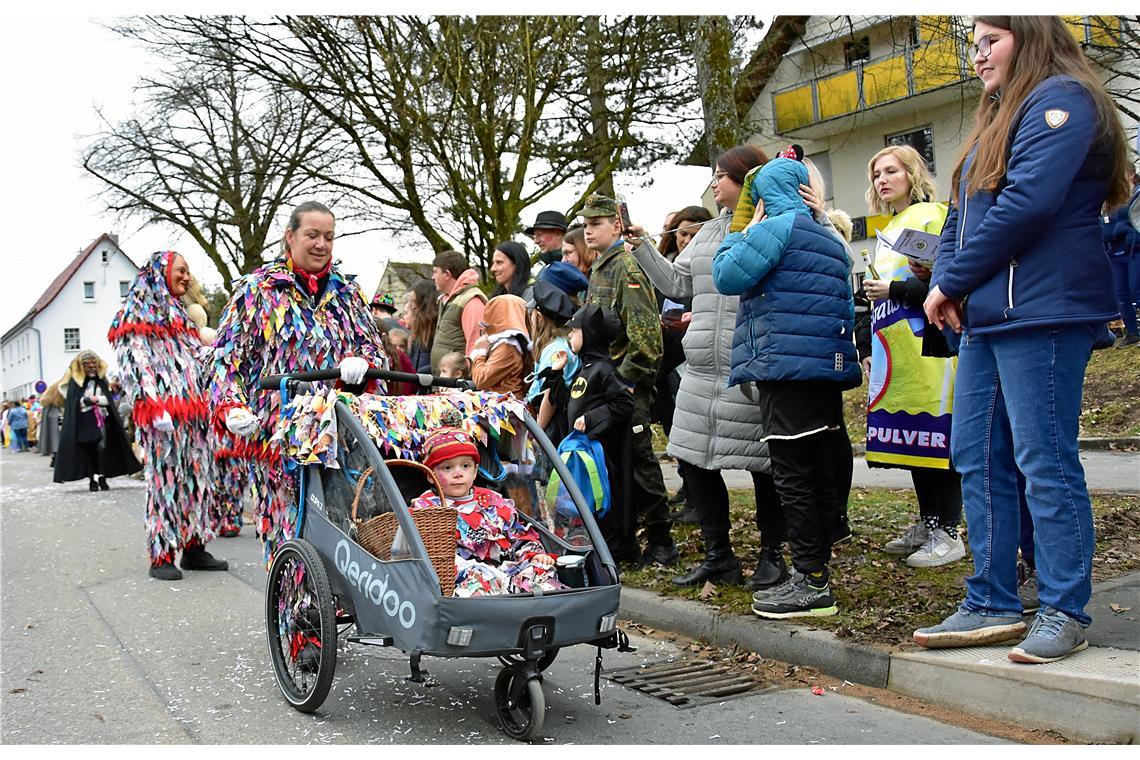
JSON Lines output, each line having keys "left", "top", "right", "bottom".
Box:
{"left": 633, "top": 211, "right": 770, "bottom": 473}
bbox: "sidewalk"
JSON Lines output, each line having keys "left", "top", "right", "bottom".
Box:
{"left": 635, "top": 452, "right": 1140, "bottom": 743}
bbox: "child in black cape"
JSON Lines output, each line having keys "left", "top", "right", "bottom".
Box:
{"left": 553, "top": 303, "right": 636, "bottom": 560}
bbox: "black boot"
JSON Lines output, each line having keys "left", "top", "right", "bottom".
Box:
{"left": 180, "top": 545, "right": 229, "bottom": 571}
{"left": 667, "top": 483, "right": 688, "bottom": 508}
{"left": 97, "top": 476, "right": 109, "bottom": 491}
{"left": 671, "top": 547, "right": 743, "bottom": 587}
{"left": 746, "top": 544, "right": 788, "bottom": 591}
{"left": 671, "top": 504, "right": 701, "bottom": 525}
{"left": 149, "top": 561, "right": 183, "bottom": 581}
{"left": 89, "top": 478, "right": 99, "bottom": 492}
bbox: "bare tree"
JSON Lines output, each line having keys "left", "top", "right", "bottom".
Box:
{"left": 82, "top": 33, "right": 347, "bottom": 283}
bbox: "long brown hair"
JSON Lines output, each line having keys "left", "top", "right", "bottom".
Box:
{"left": 407, "top": 278, "right": 439, "bottom": 348}
{"left": 564, "top": 226, "right": 596, "bottom": 274}
{"left": 953, "top": 16, "right": 1130, "bottom": 209}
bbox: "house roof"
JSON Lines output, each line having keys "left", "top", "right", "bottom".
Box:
{"left": 2, "top": 233, "right": 132, "bottom": 342}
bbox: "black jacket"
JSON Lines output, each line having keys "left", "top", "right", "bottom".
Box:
{"left": 565, "top": 305, "right": 634, "bottom": 440}
{"left": 53, "top": 376, "right": 140, "bottom": 482}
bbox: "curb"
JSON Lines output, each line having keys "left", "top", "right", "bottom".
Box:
{"left": 618, "top": 586, "right": 890, "bottom": 688}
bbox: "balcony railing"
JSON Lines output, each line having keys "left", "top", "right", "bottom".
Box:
{"left": 773, "top": 36, "right": 970, "bottom": 135}
{"left": 772, "top": 15, "right": 1122, "bottom": 136}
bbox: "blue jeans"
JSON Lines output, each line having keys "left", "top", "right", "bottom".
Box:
{"left": 952, "top": 325, "right": 1096, "bottom": 625}
{"left": 1109, "top": 252, "right": 1140, "bottom": 336}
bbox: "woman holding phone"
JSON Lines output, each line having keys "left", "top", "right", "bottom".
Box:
{"left": 917, "top": 16, "right": 1130, "bottom": 663}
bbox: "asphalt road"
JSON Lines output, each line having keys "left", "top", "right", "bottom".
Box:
{"left": 1, "top": 449, "right": 1007, "bottom": 745}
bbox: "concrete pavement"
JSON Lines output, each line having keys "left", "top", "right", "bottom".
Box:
{"left": 0, "top": 449, "right": 1009, "bottom": 745}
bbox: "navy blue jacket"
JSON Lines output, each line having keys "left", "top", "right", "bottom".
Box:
{"left": 932, "top": 76, "right": 1117, "bottom": 334}
{"left": 1101, "top": 184, "right": 1140, "bottom": 257}
{"left": 712, "top": 158, "right": 860, "bottom": 388}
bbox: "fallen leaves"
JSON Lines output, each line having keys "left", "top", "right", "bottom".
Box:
{"left": 698, "top": 581, "right": 717, "bottom": 601}
{"left": 1109, "top": 603, "right": 1132, "bottom": 614}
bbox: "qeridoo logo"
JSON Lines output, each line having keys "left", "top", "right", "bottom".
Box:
{"left": 334, "top": 539, "right": 416, "bottom": 628}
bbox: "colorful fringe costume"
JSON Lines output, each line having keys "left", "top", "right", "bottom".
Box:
{"left": 208, "top": 257, "right": 386, "bottom": 567}
{"left": 108, "top": 251, "right": 215, "bottom": 567}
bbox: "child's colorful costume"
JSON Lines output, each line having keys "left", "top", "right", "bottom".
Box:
{"left": 108, "top": 251, "right": 215, "bottom": 566}
{"left": 208, "top": 256, "right": 386, "bottom": 566}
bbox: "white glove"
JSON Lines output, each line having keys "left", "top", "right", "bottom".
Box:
{"left": 153, "top": 412, "right": 175, "bottom": 433}
{"left": 225, "top": 408, "right": 260, "bottom": 437}
{"left": 339, "top": 356, "right": 369, "bottom": 385}
{"left": 96, "top": 395, "right": 109, "bottom": 406}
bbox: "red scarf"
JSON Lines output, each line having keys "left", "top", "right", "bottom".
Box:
{"left": 288, "top": 253, "right": 332, "bottom": 296}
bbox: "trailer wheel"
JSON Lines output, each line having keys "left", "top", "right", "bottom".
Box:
{"left": 494, "top": 666, "right": 545, "bottom": 741}
{"left": 266, "top": 539, "right": 337, "bottom": 713}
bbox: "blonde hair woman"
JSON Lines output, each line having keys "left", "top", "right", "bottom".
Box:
{"left": 864, "top": 145, "right": 939, "bottom": 216}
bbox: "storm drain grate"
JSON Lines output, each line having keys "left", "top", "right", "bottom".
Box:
{"left": 604, "top": 659, "right": 770, "bottom": 709}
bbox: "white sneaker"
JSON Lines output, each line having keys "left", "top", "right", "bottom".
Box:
{"left": 884, "top": 522, "right": 928, "bottom": 556}
{"left": 906, "top": 528, "right": 966, "bottom": 568}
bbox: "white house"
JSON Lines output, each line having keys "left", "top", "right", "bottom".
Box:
{"left": 1, "top": 233, "right": 139, "bottom": 401}
{"left": 739, "top": 15, "right": 1138, "bottom": 244}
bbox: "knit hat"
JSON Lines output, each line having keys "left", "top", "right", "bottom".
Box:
{"left": 536, "top": 260, "right": 589, "bottom": 297}
{"left": 422, "top": 427, "right": 479, "bottom": 470}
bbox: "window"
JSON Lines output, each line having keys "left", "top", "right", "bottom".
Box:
{"left": 120, "top": 281, "right": 130, "bottom": 298}
{"left": 806, "top": 152, "right": 834, "bottom": 203}
{"left": 886, "top": 125, "right": 936, "bottom": 175}
{"left": 844, "top": 36, "right": 871, "bottom": 68}
{"left": 102, "top": 250, "right": 110, "bottom": 263}
{"left": 83, "top": 281, "right": 95, "bottom": 300}
{"left": 64, "top": 328, "right": 80, "bottom": 351}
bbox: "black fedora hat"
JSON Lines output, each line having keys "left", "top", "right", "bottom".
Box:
{"left": 524, "top": 210, "right": 569, "bottom": 236}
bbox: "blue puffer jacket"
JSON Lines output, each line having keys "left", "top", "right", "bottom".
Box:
{"left": 1101, "top": 184, "right": 1140, "bottom": 257}
{"left": 712, "top": 158, "right": 860, "bottom": 388}
{"left": 932, "top": 76, "right": 1117, "bottom": 334}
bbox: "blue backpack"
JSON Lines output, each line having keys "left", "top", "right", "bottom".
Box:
{"left": 545, "top": 431, "right": 611, "bottom": 519}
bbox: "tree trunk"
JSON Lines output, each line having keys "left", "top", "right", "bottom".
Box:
{"left": 693, "top": 16, "right": 739, "bottom": 167}
{"left": 583, "top": 16, "right": 615, "bottom": 198}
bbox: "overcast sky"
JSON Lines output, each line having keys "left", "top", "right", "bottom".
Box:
{"left": 0, "top": 11, "right": 719, "bottom": 338}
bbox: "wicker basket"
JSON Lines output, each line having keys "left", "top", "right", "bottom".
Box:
{"left": 351, "top": 462, "right": 458, "bottom": 597}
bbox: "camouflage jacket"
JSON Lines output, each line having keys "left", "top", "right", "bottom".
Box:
{"left": 585, "top": 241, "right": 662, "bottom": 385}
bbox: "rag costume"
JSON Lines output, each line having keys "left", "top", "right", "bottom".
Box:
{"left": 53, "top": 352, "right": 140, "bottom": 486}
{"left": 411, "top": 428, "right": 562, "bottom": 597}
{"left": 208, "top": 255, "right": 386, "bottom": 567}
{"left": 110, "top": 251, "right": 219, "bottom": 567}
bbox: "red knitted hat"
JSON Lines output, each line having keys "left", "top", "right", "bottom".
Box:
{"left": 422, "top": 427, "right": 479, "bottom": 469}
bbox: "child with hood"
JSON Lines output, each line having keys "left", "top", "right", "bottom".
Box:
{"left": 469, "top": 294, "right": 533, "bottom": 397}
{"left": 555, "top": 303, "right": 635, "bottom": 559}
{"left": 712, "top": 153, "right": 861, "bottom": 620}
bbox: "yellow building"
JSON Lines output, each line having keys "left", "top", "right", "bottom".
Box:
{"left": 738, "top": 15, "right": 1136, "bottom": 244}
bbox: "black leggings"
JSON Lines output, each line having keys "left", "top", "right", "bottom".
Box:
{"left": 682, "top": 462, "right": 785, "bottom": 553}
{"left": 911, "top": 467, "right": 962, "bottom": 527}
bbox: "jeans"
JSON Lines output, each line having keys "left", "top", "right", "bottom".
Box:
{"left": 1109, "top": 252, "right": 1140, "bottom": 336}
{"left": 952, "top": 325, "right": 1096, "bottom": 624}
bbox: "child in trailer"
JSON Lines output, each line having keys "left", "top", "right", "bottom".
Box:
{"left": 409, "top": 427, "right": 564, "bottom": 597}
{"left": 554, "top": 304, "right": 635, "bottom": 559}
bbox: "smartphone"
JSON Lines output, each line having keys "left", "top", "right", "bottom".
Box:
{"left": 615, "top": 192, "right": 633, "bottom": 231}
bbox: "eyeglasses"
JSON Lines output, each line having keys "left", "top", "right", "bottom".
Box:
{"left": 968, "top": 32, "right": 1009, "bottom": 59}
{"left": 710, "top": 170, "right": 729, "bottom": 185}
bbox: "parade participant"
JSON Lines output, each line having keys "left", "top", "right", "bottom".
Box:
{"left": 626, "top": 144, "right": 792, "bottom": 589}
{"left": 38, "top": 381, "right": 64, "bottom": 461}
{"left": 110, "top": 250, "right": 227, "bottom": 580}
{"left": 407, "top": 426, "right": 563, "bottom": 596}
{"left": 209, "top": 200, "right": 386, "bottom": 567}
{"left": 430, "top": 250, "right": 487, "bottom": 372}
{"left": 859, "top": 145, "right": 964, "bottom": 569}
{"left": 469, "top": 294, "right": 533, "bottom": 397}
{"left": 713, "top": 155, "right": 861, "bottom": 618}
{"left": 489, "top": 241, "right": 534, "bottom": 301}
{"left": 6, "top": 401, "right": 28, "bottom": 452}
{"left": 525, "top": 210, "right": 570, "bottom": 271}
{"left": 53, "top": 350, "right": 140, "bottom": 490}
{"left": 580, "top": 194, "right": 677, "bottom": 565}
{"left": 918, "top": 16, "right": 1130, "bottom": 663}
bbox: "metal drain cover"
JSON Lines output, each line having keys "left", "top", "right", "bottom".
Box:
{"left": 604, "top": 659, "right": 770, "bottom": 708}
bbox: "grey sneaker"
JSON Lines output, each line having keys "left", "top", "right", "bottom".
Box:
{"left": 1008, "top": 606, "right": 1089, "bottom": 664}
{"left": 905, "top": 528, "right": 966, "bottom": 568}
{"left": 885, "top": 522, "right": 929, "bottom": 556}
{"left": 1017, "top": 560, "right": 1039, "bottom": 614}
{"left": 751, "top": 571, "right": 837, "bottom": 619}
{"left": 913, "top": 607, "right": 1027, "bottom": 648}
